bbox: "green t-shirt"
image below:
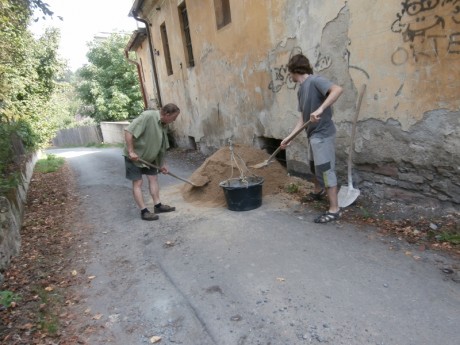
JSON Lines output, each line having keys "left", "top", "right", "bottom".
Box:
{"left": 123, "top": 110, "right": 169, "bottom": 166}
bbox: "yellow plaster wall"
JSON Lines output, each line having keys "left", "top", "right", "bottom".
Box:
{"left": 348, "top": 0, "right": 460, "bottom": 129}
{"left": 138, "top": 0, "right": 460, "bottom": 138}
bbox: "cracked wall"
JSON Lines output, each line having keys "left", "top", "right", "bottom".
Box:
{"left": 136, "top": 0, "right": 459, "bottom": 208}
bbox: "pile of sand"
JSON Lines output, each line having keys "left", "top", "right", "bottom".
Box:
{"left": 181, "top": 145, "right": 309, "bottom": 207}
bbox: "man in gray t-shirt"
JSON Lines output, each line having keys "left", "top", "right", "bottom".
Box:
{"left": 280, "top": 54, "right": 343, "bottom": 223}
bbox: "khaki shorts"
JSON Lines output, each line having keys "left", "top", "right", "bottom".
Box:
{"left": 308, "top": 135, "right": 337, "bottom": 188}
{"left": 124, "top": 157, "right": 159, "bottom": 181}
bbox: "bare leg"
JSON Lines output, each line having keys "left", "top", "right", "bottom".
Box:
{"left": 132, "top": 179, "right": 146, "bottom": 209}
{"left": 146, "top": 175, "right": 161, "bottom": 205}
{"left": 312, "top": 176, "right": 323, "bottom": 193}
{"left": 327, "top": 186, "right": 339, "bottom": 213}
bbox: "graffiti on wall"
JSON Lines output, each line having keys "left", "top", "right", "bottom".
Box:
{"left": 391, "top": 0, "right": 460, "bottom": 64}
{"left": 268, "top": 65, "right": 297, "bottom": 93}
{"left": 268, "top": 46, "right": 336, "bottom": 93}
{"left": 314, "top": 45, "right": 332, "bottom": 72}
{"left": 268, "top": 46, "right": 302, "bottom": 93}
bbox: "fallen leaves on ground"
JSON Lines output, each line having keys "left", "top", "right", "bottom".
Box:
{"left": 0, "top": 163, "right": 85, "bottom": 345}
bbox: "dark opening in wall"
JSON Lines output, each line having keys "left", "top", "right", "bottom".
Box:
{"left": 188, "top": 136, "right": 197, "bottom": 150}
{"left": 257, "top": 137, "right": 286, "bottom": 167}
{"left": 167, "top": 132, "right": 177, "bottom": 148}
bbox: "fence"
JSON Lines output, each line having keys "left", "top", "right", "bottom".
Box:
{"left": 52, "top": 126, "right": 103, "bottom": 147}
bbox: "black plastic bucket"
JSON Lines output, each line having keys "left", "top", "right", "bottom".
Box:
{"left": 219, "top": 176, "right": 264, "bottom": 211}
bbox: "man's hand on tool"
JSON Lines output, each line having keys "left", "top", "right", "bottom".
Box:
{"left": 310, "top": 106, "right": 323, "bottom": 123}
{"left": 280, "top": 138, "right": 291, "bottom": 149}
{"left": 128, "top": 151, "right": 139, "bottom": 161}
{"left": 160, "top": 164, "right": 169, "bottom": 174}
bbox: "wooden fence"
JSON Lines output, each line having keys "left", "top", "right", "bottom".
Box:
{"left": 52, "top": 126, "right": 103, "bottom": 147}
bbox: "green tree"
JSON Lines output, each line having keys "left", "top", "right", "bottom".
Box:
{"left": 75, "top": 34, "right": 144, "bottom": 122}
{"left": 0, "top": 0, "right": 66, "bottom": 191}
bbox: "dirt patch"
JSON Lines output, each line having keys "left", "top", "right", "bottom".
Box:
{"left": 181, "top": 145, "right": 311, "bottom": 207}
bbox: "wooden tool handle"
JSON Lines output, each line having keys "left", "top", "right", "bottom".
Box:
{"left": 347, "top": 84, "right": 366, "bottom": 185}
{"left": 266, "top": 120, "right": 311, "bottom": 164}
{"left": 138, "top": 158, "right": 198, "bottom": 186}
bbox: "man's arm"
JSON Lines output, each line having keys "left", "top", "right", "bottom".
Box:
{"left": 280, "top": 116, "right": 305, "bottom": 149}
{"left": 124, "top": 130, "right": 138, "bottom": 160}
{"left": 310, "top": 84, "right": 343, "bottom": 123}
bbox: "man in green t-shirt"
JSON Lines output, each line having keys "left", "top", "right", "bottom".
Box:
{"left": 124, "top": 103, "right": 180, "bottom": 221}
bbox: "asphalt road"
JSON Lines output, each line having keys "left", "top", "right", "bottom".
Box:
{"left": 49, "top": 147, "right": 460, "bottom": 345}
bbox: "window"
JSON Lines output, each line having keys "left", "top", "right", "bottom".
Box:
{"left": 214, "top": 0, "right": 231, "bottom": 29}
{"left": 160, "top": 23, "right": 173, "bottom": 75}
{"left": 178, "top": 2, "right": 194, "bottom": 67}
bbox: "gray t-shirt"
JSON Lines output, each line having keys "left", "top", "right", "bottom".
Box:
{"left": 297, "top": 75, "right": 336, "bottom": 138}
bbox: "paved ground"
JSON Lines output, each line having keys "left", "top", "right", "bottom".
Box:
{"left": 49, "top": 147, "right": 460, "bottom": 345}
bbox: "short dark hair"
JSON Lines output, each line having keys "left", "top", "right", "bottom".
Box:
{"left": 161, "top": 103, "right": 180, "bottom": 115}
{"left": 287, "top": 54, "right": 313, "bottom": 75}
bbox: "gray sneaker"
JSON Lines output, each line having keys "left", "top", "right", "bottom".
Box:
{"left": 141, "top": 210, "right": 159, "bottom": 221}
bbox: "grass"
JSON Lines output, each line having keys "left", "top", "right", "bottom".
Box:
{"left": 358, "top": 206, "right": 374, "bottom": 219}
{"left": 0, "top": 290, "right": 21, "bottom": 308}
{"left": 285, "top": 182, "right": 299, "bottom": 193}
{"left": 436, "top": 232, "right": 460, "bottom": 245}
{"left": 0, "top": 172, "right": 20, "bottom": 193}
{"left": 35, "top": 154, "right": 65, "bottom": 173}
{"left": 32, "top": 286, "right": 62, "bottom": 336}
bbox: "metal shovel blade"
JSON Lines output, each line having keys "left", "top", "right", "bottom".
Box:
{"left": 338, "top": 185, "right": 360, "bottom": 208}
{"left": 337, "top": 84, "right": 366, "bottom": 208}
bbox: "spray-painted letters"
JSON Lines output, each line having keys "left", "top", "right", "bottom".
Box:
{"left": 391, "top": 0, "right": 460, "bottom": 64}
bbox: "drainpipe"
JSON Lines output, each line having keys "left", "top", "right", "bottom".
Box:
{"left": 125, "top": 48, "right": 148, "bottom": 109}
{"left": 131, "top": 8, "right": 163, "bottom": 107}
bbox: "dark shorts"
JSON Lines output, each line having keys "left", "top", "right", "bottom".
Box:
{"left": 124, "top": 157, "right": 159, "bottom": 181}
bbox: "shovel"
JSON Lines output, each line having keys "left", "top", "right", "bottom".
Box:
{"left": 338, "top": 84, "right": 366, "bottom": 208}
{"left": 138, "top": 158, "right": 208, "bottom": 187}
{"left": 251, "top": 120, "right": 311, "bottom": 169}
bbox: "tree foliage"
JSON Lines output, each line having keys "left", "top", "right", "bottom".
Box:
{"left": 0, "top": 0, "right": 66, "bottom": 190}
{"left": 75, "top": 34, "right": 144, "bottom": 122}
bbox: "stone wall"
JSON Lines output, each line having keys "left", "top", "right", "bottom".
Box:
{"left": 0, "top": 152, "right": 38, "bottom": 283}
